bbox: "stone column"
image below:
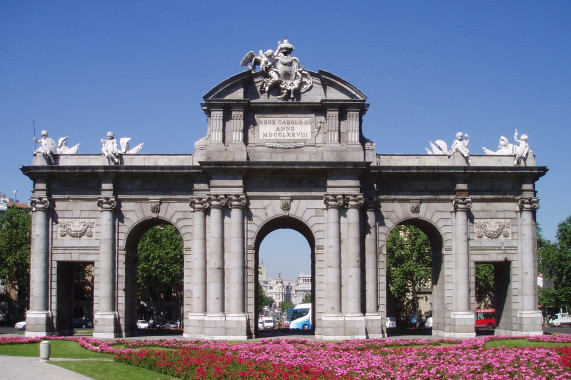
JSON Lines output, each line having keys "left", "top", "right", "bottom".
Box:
{"left": 226, "top": 194, "right": 248, "bottom": 339}
{"left": 207, "top": 194, "right": 226, "bottom": 315}
{"left": 227, "top": 194, "right": 247, "bottom": 314}
{"left": 323, "top": 194, "right": 344, "bottom": 315}
{"left": 186, "top": 196, "right": 210, "bottom": 338}
{"left": 345, "top": 194, "right": 364, "bottom": 315}
{"left": 94, "top": 196, "right": 118, "bottom": 338}
{"left": 451, "top": 196, "right": 475, "bottom": 336}
{"left": 517, "top": 195, "right": 543, "bottom": 334}
{"left": 189, "top": 197, "right": 210, "bottom": 314}
{"left": 364, "top": 196, "right": 383, "bottom": 337}
{"left": 26, "top": 197, "right": 52, "bottom": 336}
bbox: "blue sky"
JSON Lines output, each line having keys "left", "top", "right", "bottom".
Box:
{"left": 1, "top": 1, "right": 569, "bottom": 281}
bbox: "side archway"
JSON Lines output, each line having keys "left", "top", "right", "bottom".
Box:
{"left": 121, "top": 218, "right": 187, "bottom": 336}
{"left": 381, "top": 217, "right": 445, "bottom": 336}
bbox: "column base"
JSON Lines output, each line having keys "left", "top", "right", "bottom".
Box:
{"left": 450, "top": 311, "right": 476, "bottom": 337}
{"left": 203, "top": 313, "right": 248, "bottom": 340}
{"left": 516, "top": 310, "right": 543, "bottom": 336}
{"left": 320, "top": 314, "right": 367, "bottom": 340}
{"left": 365, "top": 313, "right": 385, "bottom": 338}
{"left": 93, "top": 312, "right": 119, "bottom": 338}
{"left": 25, "top": 311, "right": 54, "bottom": 337}
{"left": 184, "top": 313, "right": 206, "bottom": 339}
{"left": 344, "top": 314, "right": 367, "bottom": 339}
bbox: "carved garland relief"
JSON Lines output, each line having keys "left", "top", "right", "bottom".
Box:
{"left": 474, "top": 219, "right": 511, "bottom": 239}
{"left": 58, "top": 219, "right": 95, "bottom": 239}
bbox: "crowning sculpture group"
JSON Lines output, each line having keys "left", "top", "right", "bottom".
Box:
{"left": 33, "top": 40, "right": 532, "bottom": 166}
{"left": 34, "top": 128, "right": 531, "bottom": 166}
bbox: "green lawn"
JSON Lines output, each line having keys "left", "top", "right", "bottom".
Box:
{"left": 51, "top": 360, "right": 177, "bottom": 380}
{"left": 0, "top": 340, "right": 175, "bottom": 379}
{"left": 483, "top": 338, "right": 571, "bottom": 349}
{"left": 0, "top": 340, "right": 113, "bottom": 358}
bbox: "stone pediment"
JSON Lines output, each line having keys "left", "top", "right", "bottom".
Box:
{"left": 196, "top": 68, "right": 373, "bottom": 163}
{"left": 203, "top": 70, "right": 367, "bottom": 104}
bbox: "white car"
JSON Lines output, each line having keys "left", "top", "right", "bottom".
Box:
{"left": 425, "top": 317, "right": 433, "bottom": 328}
{"left": 15, "top": 321, "right": 26, "bottom": 330}
{"left": 136, "top": 320, "right": 149, "bottom": 329}
{"left": 386, "top": 317, "right": 396, "bottom": 329}
{"left": 262, "top": 317, "right": 274, "bottom": 330}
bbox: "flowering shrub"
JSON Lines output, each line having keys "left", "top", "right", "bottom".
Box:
{"left": 559, "top": 346, "right": 571, "bottom": 370}
{"left": 2, "top": 335, "right": 570, "bottom": 379}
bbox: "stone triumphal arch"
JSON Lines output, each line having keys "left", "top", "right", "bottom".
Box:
{"left": 22, "top": 40, "right": 547, "bottom": 339}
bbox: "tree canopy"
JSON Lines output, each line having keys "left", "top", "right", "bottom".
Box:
{"left": 475, "top": 263, "right": 495, "bottom": 308}
{"left": 538, "top": 216, "right": 571, "bottom": 312}
{"left": 0, "top": 206, "right": 31, "bottom": 319}
{"left": 386, "top": 225, "right": 432, "bottom": 318}
{"left": 137, "top": 224, "right": 183, "bottom": 319}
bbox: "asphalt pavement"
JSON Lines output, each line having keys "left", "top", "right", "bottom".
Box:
{"left": 0, "top": 355, "right": 92, "bottom": 380}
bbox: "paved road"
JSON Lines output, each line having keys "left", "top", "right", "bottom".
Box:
{"left": 0, "top": 355, "right": 92, "bottom": 380}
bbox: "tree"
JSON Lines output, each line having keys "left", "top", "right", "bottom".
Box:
{"left": 280, "top": 300, "right": 294, "bottom": 312}
{"left": 302, "top": 293, "right": 312, "bottom": 303}
{"left": 0, "top": 205, "right": 32, "bottom": 321}
{"left": 137, "top": 225, "right": 183, "bottom": 320}
{"left": 538, "top": 216, "right": 571, "bottom": 312}
{"left": 475, "top": 264, "right": 495, "bottom": 308}
{"left": 386, "top": 225, "right": 432, "bottom": 319}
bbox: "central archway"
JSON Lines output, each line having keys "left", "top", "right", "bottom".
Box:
{"left": 253, "top": 216, "right": 316, "bottom": 337}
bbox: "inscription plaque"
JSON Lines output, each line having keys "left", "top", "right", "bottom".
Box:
{"left": 258, "top": 117, "right": 312, "bottom": 140}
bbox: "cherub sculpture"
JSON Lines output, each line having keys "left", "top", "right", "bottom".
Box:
{"left": 101, "top": 131, "right": 144, "bottom": 165}
{"left": 101, "top": 131, "right": 121, "bottom": 164}
{"left": 513, "top": 129, "right": 530, "bottom": 166}
{"left": 426, "top": 132, "right": 471, "bottom": 164}
{"left": 33, "top": 130, "right": 57, "bottom": 164}
{"left": 448, "top": 131, "right": 470, "bottom": 163}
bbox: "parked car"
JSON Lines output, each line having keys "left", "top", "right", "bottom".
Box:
{"left": 15, "top": 321, "right": 26, "bottom": 330}
{"left": 386, "top": 317, "right": 397, "bottom": 329}
{"left": 136, "top": 320, "right": 149, "bottom": 329}
{"left": 164, "top": 321, "right": 178, "bottom": 329}
{"left": 425, "top": 317, "right": 433, "bottom": 329}
{"left": 549, "top": 312, "right": 571, "bottom": 327}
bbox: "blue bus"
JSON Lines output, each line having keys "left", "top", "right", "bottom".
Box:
{"left": 288, "top": 303, "right": 312, "bottom": 330}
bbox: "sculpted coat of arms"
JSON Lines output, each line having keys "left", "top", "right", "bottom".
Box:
{"left": 241, "top": 39, "right": 312, "bottom": 100}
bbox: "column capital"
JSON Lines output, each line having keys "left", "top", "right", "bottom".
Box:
{"left": 517, "top": 196, "right": 540, "bottom": 211}
{"left": 30, "top": 197, "right": 51, "bottom": 212}
{"left": 208, "top": 194, "right": 227, "bottom": 208}
{"left": 97, "top": 196, "right": 117, "bottom": 211}
{"left": 452, "top": 196, "right": 472, "bottom": 211}
{"left": 345, "top": 194, "right": 364, "bottom": 208}
{"left": 324, "top": 194, "right": 344, "bottom": 208}
{"left": 228, "top": 194, "right": 247, "bottom": 209}
{"left": 189, "top": 196, "right": 211, "bottom": 211}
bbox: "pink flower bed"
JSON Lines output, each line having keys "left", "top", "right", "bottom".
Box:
{"left": 2, "top": 335, "right": 570, "bottom": 379}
